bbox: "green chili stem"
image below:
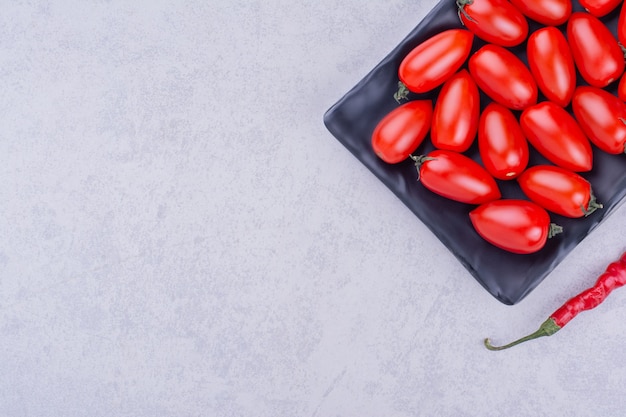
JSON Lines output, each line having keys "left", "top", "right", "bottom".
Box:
{"left": 484, "top": 318, "right": 561, "bottom": 351}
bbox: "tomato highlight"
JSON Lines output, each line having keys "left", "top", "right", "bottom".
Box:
{"left": 520, "top": 101, "right": 593, "bottom": 172}
{"left": 457, "top": 0, "right": 529, "bottom": 47}
{"left": 470, "top": 199, "right": 562, "bottom": 254}
{"left": 579, "top": 0, "right": 621, "bottom": 17}
{"left": 567, "top": 12, "right": 625, "bottom": 88}
{"left": 518, "top": 165, "right": 603, "bottom": 218}
{"left": 527, "top": 27, "right": 576, "bottom": 107}
{"left": 572, "top": 86, "right": 626, "bottom": 155}
{"left": 371, "top": 100, "right": 433, "bottom": 164}
{"left": 469, "top": 44, "right": 537, "bottom": 111}
{"left": 478, "top": 103, "right": 529, "bottom": 180}
{"left": 413, "top": 150, "right": 501, "bottom": 204}
{"left": 397, "top": 29, "right": 474, "bottom": 97}
{"left": 431, "top": 70, "right": 480, "bottom": 152}
{"left": 509, "top": 0, "right": 571, "bottom": 26}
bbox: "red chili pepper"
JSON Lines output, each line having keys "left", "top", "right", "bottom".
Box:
{"left": 485, "top": 250, "right": 626, "bottom": 350}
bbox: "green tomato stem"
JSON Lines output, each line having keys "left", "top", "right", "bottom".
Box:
{"left": 548, "top": 223, "right": 563, "bottom": 238}
{"left": 394, "top": 81, "right": 410, "bottom": 103}
{"left": 456, "top": 0, "right": 476, "bottom": 23}
{"left": 410, "top": 154, "right": 437, "bottom": 181}
{"left": 582, "top": 191, "right": 603, "bottom": 217}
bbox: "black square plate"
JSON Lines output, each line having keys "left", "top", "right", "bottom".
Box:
{"left": 323, "top": 0, "right": 626, "bottom": 305}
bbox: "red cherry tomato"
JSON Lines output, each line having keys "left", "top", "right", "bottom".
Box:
{"left": 518, "top": 165, "right": 603, "bottom": 218}
{"left": 371, "top": 100, "right": 433, "bottom": 164}
{"left": 398, "top": 29, "right": 474, "bottom": 94}
{"left": 413, "top": 150, "right": 501, "bottom": 204}
{"left": 510, "top": 0, "right": 571, "bottom": 26}
{"left": 572, "top": 86, "right": 626, "bottom": 155}
{"left": 457, "top": 0, "right": 529, "bottom": 47}
{"left": 478, "top": 103, "right": 529, "bottom": 180}
{"left": 431, "top": 70, "right": 480, "bottom": 152}
{"left": 469, "top": 44, "right": 537, "bottom": 111}
{"left": 567, "top": 12, "right": 625, "bottom": 88}
{"left": 579, "top": 0, "right": 621, "bottom": 17}
{"left": 520, "top": 101, "right": 593, "bottom": 172}
{"left": 469, "top": 199, "right": 561, "bottom": 254}
{"left": 527, "top": 27, "right": 576, "bottom": 107}
{"left": 619, "top": 2, "right": 626, "bottom": 47}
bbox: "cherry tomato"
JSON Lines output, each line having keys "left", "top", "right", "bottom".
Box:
{"left": 431, "top": 70, "right": 480, "bottom": 152}
{"left": 398, "top": 29, "right": 474, "bottom": 94}
{"left": 371, "top": 100, "right": 433, "bottom": 164}
{"left": 510, "top": 0, "right": 571, "bottom": 26}
{"left": 618, "top": 73, "right": 626, "bottom": 102}
{"left": 457, "top": 0, "right": 528, "bottom": 47}
{"left": 579, "top": 0, "right": 621, "bottom": 17}
{"left": 469, "top": 44, "right": 537, "bottom": 111}
{"left": 518, "top": 165, "right": 603, "bottom": 218}
{"left": 520, "top": 101, "right": 593, "bottom": 172}
{"left": 572, "top": 86, "right": 626, "bottom": 155}
{"left": 619, "top": 1, "right": 626, "bottom": 47}
{"left": 478, "top": 103, "right": 529, "bottom": 180}
{"left": 413, "top": 150, "right": 501, "bottom": 204}
{"left": 470, "top": 199, "right": 561, "bottom": 254}
{"left": 527, "top": 27, "right": 576, "bottom": 107}
{"left": 567, "top": 12, "right": 625, "bottom": 88}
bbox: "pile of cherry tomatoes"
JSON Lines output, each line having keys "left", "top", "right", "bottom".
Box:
{"left": 371, "top": 0, "right": 626, "bottom": 254}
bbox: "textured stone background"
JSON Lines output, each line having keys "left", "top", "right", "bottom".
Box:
{"left": 2, "top": 1, "right": 626, "bottom": 416}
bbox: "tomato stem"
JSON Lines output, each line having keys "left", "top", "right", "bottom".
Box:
{"left": 394, "top": 81, "right": 410, "bottom": 103}
{"left": 410, "top": 154, "right": 437, "bottom": 181}
{"left": 484, "top": 318, "right": 561, "bottom": 351}
{"left": 548, "top": 223, "right": 563, "bottom": 238}
{"left": 456, "top": 0, "right": 476, "bottom": 24}
{"left": 582, "top": 191, "right": 603, "bottom": 217}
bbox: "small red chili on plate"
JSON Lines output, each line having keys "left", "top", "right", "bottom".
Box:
{"left": 485, "top": 250, "right": 626, "bottom": 350}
